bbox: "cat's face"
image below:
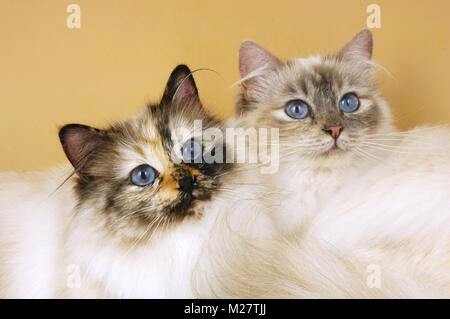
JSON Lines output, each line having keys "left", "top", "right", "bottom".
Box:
{"left": 237, "top": 30, "right": 393, "bottom": 164}
{"left": 59, "top": 65, "right": 229, "bottom": 239}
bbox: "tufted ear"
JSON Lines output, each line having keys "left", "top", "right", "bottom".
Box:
{"left": 59, "top": 124, "right": 106, "bottom": 180}
{"left": 161, "top": 64, "right": 199, "bottom": 107}
{"left": 339, "top": 29, "right": 373, "bottom": 60}
{"left": 239, "top": 40, "right": 281, "bottom": 99}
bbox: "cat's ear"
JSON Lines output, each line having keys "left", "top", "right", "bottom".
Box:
{"left": 339, "top": 29, "right": 373, "bottom": 60}
{"left": 161, "top": 64, "right": 199, "bottom": 106}
{"left": 239, "top": 41, "right": 281, "bottom": 99}
{"left": 59, "top": 124, "right": 106, "bottom": 180}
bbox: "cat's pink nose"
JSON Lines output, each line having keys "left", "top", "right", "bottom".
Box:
{"left": 323, "top": 125, "right": 343, "bottom": 139}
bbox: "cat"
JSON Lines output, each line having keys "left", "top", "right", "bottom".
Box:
{"left": 225, "top": 29, "right": 450, "bottom": 297}
{"left": 232, "top": 29, "right": 397, "bottom": 233}
{"left": 0, "top": 64, "right": 275, "bottom": 298}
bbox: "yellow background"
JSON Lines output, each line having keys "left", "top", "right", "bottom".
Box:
{"left": 1, "top": 0, "right": 449, "bottom": 171}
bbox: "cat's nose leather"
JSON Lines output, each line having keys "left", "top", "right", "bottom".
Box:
{"left": 178, "top": 176, "right": 194, "bottom": 194}
{"left": 323, "top": 125, "right": 343, "bottom": 139}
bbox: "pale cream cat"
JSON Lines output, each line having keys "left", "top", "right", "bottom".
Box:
{"left": 225, "top": 29, "right": 450, "bottom": 298}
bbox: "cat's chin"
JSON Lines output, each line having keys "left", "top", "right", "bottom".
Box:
{"left": 185, "top": 191, "right": 213, "bottom": 215}
{"left": 171, "top": 192, "right": 210, "bottom": 218}
{"left": 319, "top": 144, "right": 345, "bottom": 157}
{"left": 186, "top": 198, "right": 205, "bottom": 216}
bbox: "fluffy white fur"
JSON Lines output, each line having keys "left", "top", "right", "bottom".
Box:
{"left": 211, "top": 124, "right": 450, "bottom": 298}
{"left": 0, "top": 164, "right": 277, "bottom": 298}
{"left": 2, "top": 132, "right": 448, "bottom": 298}
{"left": 308, "top": 126, "right": 450, "bottom": 297}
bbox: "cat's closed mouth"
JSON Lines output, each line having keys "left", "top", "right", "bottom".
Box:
{"left": 322, "top": 143, "right": 344, "bottom": 156}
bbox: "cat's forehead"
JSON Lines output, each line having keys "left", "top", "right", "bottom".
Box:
{"left": 282, "top": 57, "right": 337, "bottom": 84}
{"left": 291, "top": 56, "right": 322, "bottom": 70}
{"left": 266, "top": 55, "right": 374, "bottom": 103}
{"left": 106, "top": 103, "right": 216, "bottom": 174}
{"left": 125, "top": 104, "right": 205, "bottom": 135}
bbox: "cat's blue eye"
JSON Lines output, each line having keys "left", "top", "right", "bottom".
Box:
{"left": 339, "top": 93, "right": 359, "bottom": 113}
{"left": 285, "top": 100, "right": 309, "bottom": 119}
{"left": 130, "top": 164, "right": 157, "bottom": 186}
{"left": 181, "top": 139, "right": 202, "bottom": 163}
